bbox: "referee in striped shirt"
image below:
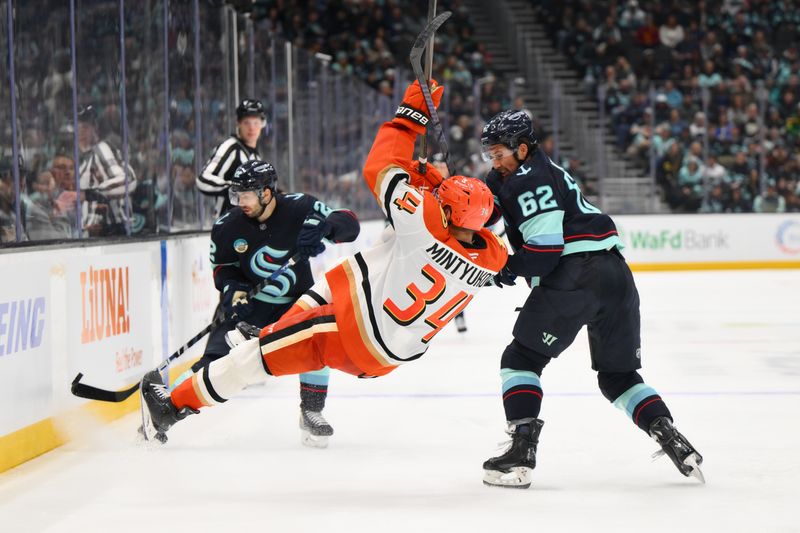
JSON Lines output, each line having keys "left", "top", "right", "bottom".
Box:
{"left": 197, "top": 99, "right": 267, "bottom": 216}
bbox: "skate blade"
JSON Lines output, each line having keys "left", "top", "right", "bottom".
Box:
{"left": 301, "top": 430, "right": 329, "bottom": 449}
{"left": 482, "top": 467, "right": 532, "bottom": 489}
{"left": 138, "top": 384, "right": 167, "bottom": 445}
{"left": 684, "top": 454, "right": 705, "bottom": 484}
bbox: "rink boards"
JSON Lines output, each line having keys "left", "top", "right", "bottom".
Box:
{"left": 0, "top": 213, "right": 798, "bottom": 472}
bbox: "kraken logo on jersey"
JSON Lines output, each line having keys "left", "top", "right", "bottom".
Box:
{"left": 250, "top": 244, "right": 297, "bottom": 302}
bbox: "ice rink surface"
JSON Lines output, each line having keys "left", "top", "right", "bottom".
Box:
{"left": 1, "top": 269, "right": 799, "bottom": 533}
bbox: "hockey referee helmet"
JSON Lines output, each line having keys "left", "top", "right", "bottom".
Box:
{"left": 236, "top": 99, "right": 267, "bottom": 122}
{"left": 480, "top": 110, "right": 536, "bottom": 161}
{"left": 229, "top": 160, "right": 277, "bottom": 206}
{"left": 436, "top": 176, "right": 494, "bottom": 231}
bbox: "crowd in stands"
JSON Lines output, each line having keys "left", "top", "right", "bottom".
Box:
{"left": 254, "top": 0, "right": 518, "bottom": 178}
{"left": 2, "top": 0, "right": 520, "bottom": 245}
{"left": 538, "top": 0, "right": 800, "bottom": 212}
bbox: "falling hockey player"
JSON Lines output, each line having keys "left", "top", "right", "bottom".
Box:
{"left": 139, "top": 80, "right": 508, "bottom": 447}
{"left": 479, "top": 109, "right": 704, "bottom": 488}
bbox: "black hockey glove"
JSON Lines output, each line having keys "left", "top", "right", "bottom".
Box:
{"left": 492, "top": 266, "right": 517, "bottom": 288}
{"left": 222, "top": 280, "right": 255, "bottom": 318}
{"left": 296, "top": 214, "right": 331, "bottom": 258}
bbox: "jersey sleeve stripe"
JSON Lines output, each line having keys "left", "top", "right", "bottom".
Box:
{"left": 521, "top": 245, "right": 564, "bottom": 253}
{"left": 382, "top": 171, "right": 409, "bottom": 226}
{"left": 526, "top": 233, "right": 565, "bottom": 246}
{"left": 564, "top": 230, "right": 619, "bottom": 241}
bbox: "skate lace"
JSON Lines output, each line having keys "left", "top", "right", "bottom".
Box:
{"left": 304, "top": 410, "right": 330, "bottom": 428}
{"left": 151, "top": 383, "right": 171, "bottom": 401}
{"left": 494, "top": 428, "right": 516, "bottom": 452}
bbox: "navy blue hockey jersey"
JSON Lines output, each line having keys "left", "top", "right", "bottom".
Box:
{"left": 210, "top": 192, "right": 358, "bottom": 307}
{"left": 486, "top": 149, "right": 623, "bottom": 280}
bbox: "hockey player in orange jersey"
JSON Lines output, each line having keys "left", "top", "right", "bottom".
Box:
{"left": 139, "top": 80, "right": 508, "bottom": 441}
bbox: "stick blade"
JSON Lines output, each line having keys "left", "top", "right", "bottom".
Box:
{"left": 70, "top": 373, "right": 139, "bottom": 403}
{"left": 409, "top": 11, "right": 452, "bottom": 60}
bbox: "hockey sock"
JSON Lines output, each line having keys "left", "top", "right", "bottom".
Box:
{"left": 168, "top": 369, "right": 193, "bottom": 392}
{"left": 599, "top": 372, "right": 672, "bottom": 432}
{"left": 299, "top": 367, "right": 330, "bottom": 411}
{"left": 170, "top": 371, "right": 207, "bottom": 411}
{"left": 501, "top": 368, "right": 543, "bottom": 421}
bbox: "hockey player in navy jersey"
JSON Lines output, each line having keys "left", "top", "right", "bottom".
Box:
{"left": 189, "top": 160, "right": 359, "bottom": 447}
{"left": 479, "top": 110, "right": 704, "bottom": 488}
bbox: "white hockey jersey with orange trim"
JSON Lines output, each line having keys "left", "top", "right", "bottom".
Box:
{"left": 325, "top": 122, "right": 507, "bottom": 377}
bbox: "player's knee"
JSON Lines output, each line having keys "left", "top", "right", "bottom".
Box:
{"left": 228, "top": 337, "right": 267, "bottom": 382}
{"left": 597, "top": 370, "right": 644, "bottom": 402}
{"left": 501, "top": 339, "right": 550, "bottom": 375}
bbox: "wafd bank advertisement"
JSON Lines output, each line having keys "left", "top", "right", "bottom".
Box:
{"left": 614, "top": 214, "right": 800, "bottom": 265}
{"left": 0, "top": 261, "right": 52, "bottom": 435}
{"left": 66, "top": 252, "right": 152, "bottom": 390}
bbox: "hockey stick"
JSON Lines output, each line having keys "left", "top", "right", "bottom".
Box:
{"left": 418, "top": 0, "right": 438, "bottom": 170}
{"left": 70, "top": 253, "right": 303, "bottom": 402}
{"left": 410, "top": 10, "right": 452, "bottom": 175}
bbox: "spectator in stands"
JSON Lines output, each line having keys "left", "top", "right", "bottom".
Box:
{"left": 703, "top": 154, "right": 729, "bottom": 187}
{"left": 635, "top": 14, "right": 660, "bottom": 48}
{"left": 619, "top": 0, "right": 646, "bottom": 30}
{"left": 726, "top": 183, "right": 751, "bottom": 213}
{"left": 659, "top": 14, "right": 685, "bottom": 49}
{"left": 754, "top": 180, "right": 786, "bottom": 213}
{"left": 677, "top": 158, "right": 704, "bottom": 211}
{"left": 701, "top": 183, "right": 726, "bottom": 213}
{"left": 689, "top": 112, "right": 708, "bottom": 139}
{"left": 698, "top": 60, "right": 723, "bottom": 89}
{"left": 0, "top": 158, "right": 23, "bottom": 243}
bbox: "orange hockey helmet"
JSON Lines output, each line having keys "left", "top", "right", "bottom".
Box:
{"left": 436, "top": 176, "right": 494, "bottom": 231}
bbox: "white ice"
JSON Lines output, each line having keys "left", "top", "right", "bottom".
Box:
{"left": 1, "top": 270, "right": 799, "bottom": 533}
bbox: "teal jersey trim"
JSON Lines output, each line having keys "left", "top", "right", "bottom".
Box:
{"left": 527, "top": 233, "right": 565, "bottom": 246}
{"left": 253, "top": 293, "right": 294, "bottom": 304}
{"left": 299, "top": 367, "right": 331, "bottom": 386}
{"left": 613, "top": 383, "right": 659, "bottom": 418}
{"left": 500, "top": 368, "right": 542, "bottom": 393}
{"left": 563, "top": 235, "right": 624, "bottom": 255}
{"left": 518, "top": 210, "right": 565, "bottom": 244}
{"left": 211, "top": 261, "right": 240, "bottom": 267}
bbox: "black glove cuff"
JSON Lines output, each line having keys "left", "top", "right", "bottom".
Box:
{"left": 395, "top": 103, "right": 430, "bottom": 128}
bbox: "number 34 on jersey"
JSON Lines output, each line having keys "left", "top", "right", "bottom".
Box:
{"left": 382, "top": 263, "right": 473, "bottom": 343}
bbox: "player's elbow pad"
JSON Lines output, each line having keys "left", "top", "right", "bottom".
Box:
{"left": 505, "top": 249, "right": 560, "bottom": 279}
{"left": 326, "top": 210, "right": 360, "bottom": 243}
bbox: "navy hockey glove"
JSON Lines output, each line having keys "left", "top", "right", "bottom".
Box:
{"left": 222, "top": 281, "right": 255, "bottom": 318}
{"left": 296, "top": 215, "right": 331, "bottom": 258}
{"left": 492, "top": 266, "right": 517, "bottom": 288}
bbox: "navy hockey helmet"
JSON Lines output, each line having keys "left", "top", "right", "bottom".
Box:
{"left": 230, "top": 160, "right": 277, "bottom": 192}
{"left": 229, "top": 160, "right": 277, "bottom": 208}
{"left": 480, "top": 110, "right": 536, "bottom": 160}
{"left": 236, "top": 98, "right": 267, "bottom": 122}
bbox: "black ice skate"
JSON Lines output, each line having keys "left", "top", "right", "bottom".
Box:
{"left": 483, "top": 418, "right": 544, "bottom": 489}
{"left": 649, "top": 416, "right": 705, "bottom": 483}
{"left": 224, "top": 321, "right": 262, "bottom": 348}
{"left": 299, "top": 409, "right": 334, "bottom": 448}
{"left": 139, "top": 370, "right": 198, "bottom": 444}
